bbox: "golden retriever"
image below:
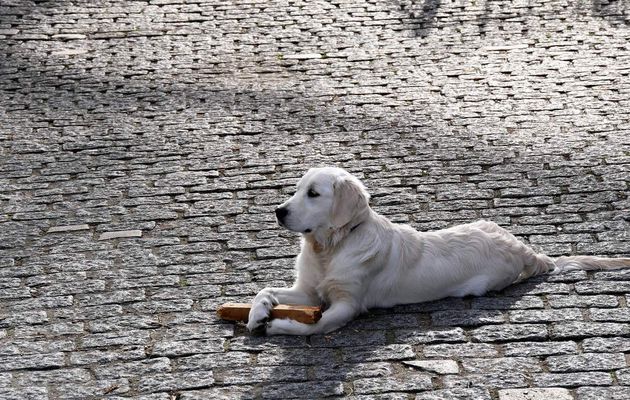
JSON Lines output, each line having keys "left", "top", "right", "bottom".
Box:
{"left": 247, "top": 167, "right": 630, "bottom": 335}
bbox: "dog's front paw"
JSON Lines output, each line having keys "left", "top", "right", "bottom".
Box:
{"left": 247, "top": 314, "right": 269, "bottom": 335}
{"left": 247, "top": 299, "right": 274, "bottom": 333}
{"left": 247, "top": 319, "right": 268, "bottom": 336}
{"left": 266, "top": 318, "right": 308, "bottom": 336}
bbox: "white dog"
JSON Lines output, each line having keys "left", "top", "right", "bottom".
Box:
{"left": 247, "top": 167, "right": 630, "bottom": 335}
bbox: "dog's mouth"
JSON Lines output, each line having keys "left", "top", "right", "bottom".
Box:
{"left": 276, "top": 219, "right": 311, "bottom": 234}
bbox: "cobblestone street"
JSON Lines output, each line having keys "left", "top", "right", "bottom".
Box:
{"left": 1, "top": 0, "right": 630, "bottom": 399}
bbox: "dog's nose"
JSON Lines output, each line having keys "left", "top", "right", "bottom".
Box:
{"left": 275, "top": 207, "right": 289, "bottom": 224}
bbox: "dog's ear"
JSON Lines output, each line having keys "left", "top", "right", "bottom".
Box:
{"left": 331, "top": 175, "right": 369, "bottom": 229}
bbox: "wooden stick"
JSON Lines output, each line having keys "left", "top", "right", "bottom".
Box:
{"left": 217, "top": 302, "right": 322, "bottom": 324}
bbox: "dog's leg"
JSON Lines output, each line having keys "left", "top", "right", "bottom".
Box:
{"left": 266, "top": 301, "right": 357, "bottom": 336}
{"left": 246, "top": 285, "right": 318, "bottom": 332}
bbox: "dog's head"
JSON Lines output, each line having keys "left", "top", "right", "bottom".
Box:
{"left": 275, "top": 167, "right": 370, "bottom": 239}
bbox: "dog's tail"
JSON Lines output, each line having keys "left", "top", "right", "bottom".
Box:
{"left": 519, "top": 254, "right": 630, "bottom": 281}
{"left": 550, "top": 256, "right": 630, "bottom": 274}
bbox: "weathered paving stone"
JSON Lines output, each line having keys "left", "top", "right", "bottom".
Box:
{"left": 0, "top": 287, "right": 34, "bottom": 300}
{"left": 431, "top": 309, "right": 506, "bottom": 326}
{"left": 460, "top": 357, "right": 543, "bottom": 374}
{"left": 47, "top": 224, "right": 90, "bottom": 233}
{"left": 502, "top": 282, "right": 571, "bottom": 296}
{"left": 581, "top": 337, "right": 630, "bottom": 353}
{"left": 414, "top": 388, "right": 491, "bottom": 400}
{"left": 53, "top": 378, "right": 131, "bottom": 399}
{"left": 179, "top": 386, "right": 256, "bottom": 400}
{"left": 98, "top": 230, "right": 143, "bottom": 240}
{"left": 471, "top": 296, "right": 544, "bottom": 310}
{"left": 14, "top": 322, "right": 85, "bottom": 338}
{"left": 0, "top": 387, "right": 48, "bottom": 400}
{"left": 589, "top": 308, "right": 630, "bottom": 322}
{"left": 353, "top": 374, "right": 433, "bottom": 394}
{"left": 593, "top": 269, "right": 630, "bottom": 281}
{"left": 342, "top": 344, "right": 415, "bottom": 363}
{"left": 37, "top": 280, "right": 106, "bottom": 296}
{"left": 443, "top": 372, "right": 529, "bottom": 390}
{"left": 498, "top": 388, "right": 573, "bottom": 400}
{"left": 550, "top": 322, "right": 630, "bottom": 339}
{"left": 261, "top": 380, "right": 345, "bottom": 399}
{"left": 547, "top": 295, "right": 620, "bottom": 308}
{"left": 0, "top": 339, "right": 74, "bottom": 356}
{"left": 404, "top": 359, "right": 460, "bottom": 374}
{"left": 14, "top": 368, "right": 92, "bottom": 386}
{"left": 508, "top": 309, "right": 583, "bottom": 323}
{"left": 532, "top": 372, "right": 613, "bottom": 387}
{"left": 311, "top": 330, "right": 388, "bottom": 347}
{"left": 227, "top": 335, "right": 307, "bottom": 352}
{"left": 94, "top": 357, "right": 171, "bottom": 380}
{"left": 353, "top": 393, "right": 414, "bottom": 400}
{"left": 107, "top": 395, "right": 171, "bottom": 400}
{"left": 471, "top": 324, "right": 548, "bottom": 342}
{"left": 422, "top": 343, "right": 500, "bottom": 358}
{"left": 176, "top": 352, "right": 250, "bottom": 371}
{"left": 160, "top": 323, "right": 233, "bottom": 341}
{"left": 346, "top": 313, "right": 421, "bottom": 330}
{"left": 217, "top": 366, "right": 308, "bottom": 385}
{"left": 150, "top": 338, "right": 225, "bottom": 356}
{"left": 395, "top": 327, "right": 467, "bottom": 344}
{"left": 0, "top": 353, "right": 66, "bottom": 372}
{"left": 126, "top": 299, "right": 193, "bottom": 313}
{"left": 77, "top": 289, "right": 146, "bottom": 306}
{"left": 576, "top": 387, "right": 630, "bottom": 400}
{"left": 502, "top": 341, "right": 577, "bottom": 357}
{"left": 615, "top": 368, "right": 630, "bottom": 385}
{"left": 575, "top": 281, "right": 630, "bottom": 294}
{"left": 69, "top": 347, "right": 146, "bottom": 366}
{"left": 0, "top": 310, "right": 48, "bottom": 327}
{"left": 80, "top": 330, "right": 152, "bottom": 349}
{"left": 53, "top": 305, "right": 123, "bottom": 321}
{"left": 110, "top": 275, "right": 180, "bottom": 289}
{"left": 312, "top": 362, "right": 394, "bottom": 381}
{"left": 545, "top": 353, "right": 627, "bottom": 372}
{"left": 137, "top": 371, "right": 215, "bottom": 393}
{"left": 0, "top": 372, "right": 11, "bottom": 385}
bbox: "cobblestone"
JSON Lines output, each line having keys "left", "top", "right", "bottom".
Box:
{"left": 353, "top": 374, "right": 433, "bottom": 395}
{"left": 2, "top": 0, "right": 630, "bottom": 398}
{"left": 531, "top": 372, "right": 613, "bottom": 388}
{"left": 471, "top": 324, "right": 548, "bottom": 342}
{"left": 443, "top": 372, "right": 529, "bottom": 390}
{"left": 547, "top": 294, "right": 620, "bottom": 308}
{"left": 546, "top": 352, "right": 627, "bottom": 372}
{"left": 414, "top": 388, "right": 491, "bottom": 400}
{"left": 498, "top": 388, "right": 573, "bottom": 400}
{"left": 502, "top": 341, "right": 577, "bottom": 357}
{"left": 576, "top": 387, "right": 630, "bottom": 400}
{"left": 403, "top": 359, "right": 460, "bottom": 374}
{"left": 422, "top": 343, "right": 500, "bottom": 359}
{"left": 98, "top": 230, "right": 143, "bottom": 241}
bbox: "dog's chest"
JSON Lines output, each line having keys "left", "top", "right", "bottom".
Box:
{"left": 307, "top": 252, "right": 340, "bottom": 301}
{"left": 314, "top": 252, "right": 369, "bottom": 303}
{"left": 313, "top": 253, "right": 334, "bottom": 280}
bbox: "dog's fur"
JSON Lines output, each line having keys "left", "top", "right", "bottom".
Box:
{"left": 247, "top": 167, "right": 630, "bottom": 335}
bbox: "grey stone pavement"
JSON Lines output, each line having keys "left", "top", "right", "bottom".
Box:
{"left": 1, "top": 0, "right": 630, "bottom": 399}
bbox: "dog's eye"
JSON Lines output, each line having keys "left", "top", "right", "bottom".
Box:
{"left": 307, "top": 188, "right": 320, "bottom": 198}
